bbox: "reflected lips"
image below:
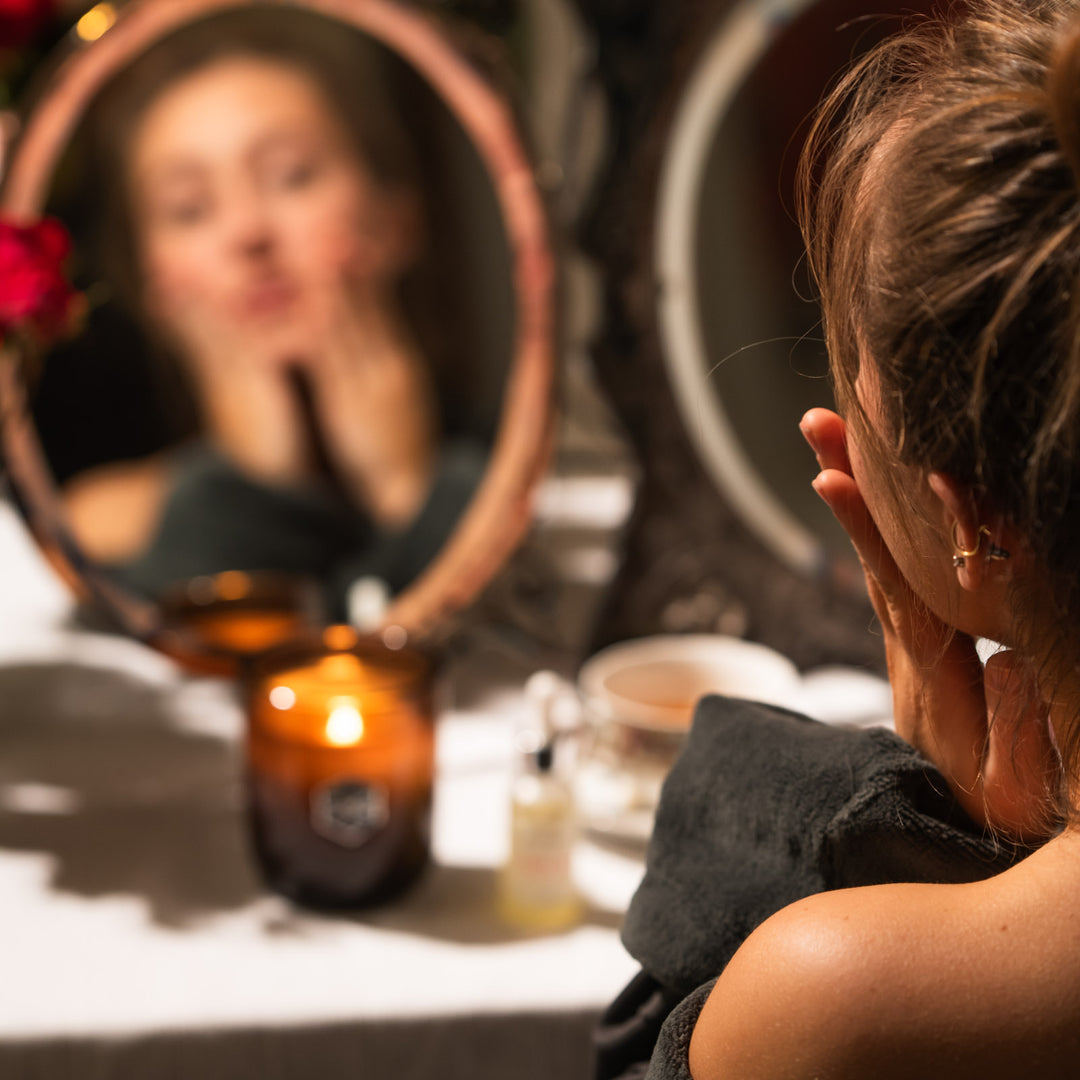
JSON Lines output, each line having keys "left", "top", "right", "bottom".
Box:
{"left": 239, "top": 278, "right": 299, "bottom": 317}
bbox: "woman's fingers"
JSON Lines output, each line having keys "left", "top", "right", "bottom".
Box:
{"left": 802, "top": 408, "right": 902, "bottom": 613}
{"left": 800, "top": 408, "right": 851, "bottom": 475}
{"left": 798, "top": 414, "right": 1063, "bottom": 837}
{"left": 812, "top": 467, "right": 902, "bottom": 594}
{"left": 800, "top": 413, "right": 1036, "bottom": 826}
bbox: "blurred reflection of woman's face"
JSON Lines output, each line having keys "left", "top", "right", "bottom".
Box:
{"left": 130, "top": 56, "right": 405, "bottom": 364}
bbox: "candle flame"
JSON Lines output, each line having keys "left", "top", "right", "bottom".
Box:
{"left": 325, "top": 699, "right": 364, "bottom": 746}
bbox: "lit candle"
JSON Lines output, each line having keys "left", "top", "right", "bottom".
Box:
{"left": 245, "top": 625, "right": 435, "bottom": 908}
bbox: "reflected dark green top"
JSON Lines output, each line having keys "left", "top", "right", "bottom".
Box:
{"left": 110, "top": 439, "right": 487, "bottom": 620}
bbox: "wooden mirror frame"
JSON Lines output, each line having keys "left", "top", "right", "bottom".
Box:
{"left": 0, "top": 0, "right": 556, "bottom": 652}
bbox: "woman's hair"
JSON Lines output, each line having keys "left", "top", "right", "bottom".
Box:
{"left": 88, "top": 6, "right": 422, "bottom": 318}
{"left": 56, "top": 5, "right": 493, "bottom": 443}
{"left": 797, "top": 0, "right": 1080, "bottom": 801}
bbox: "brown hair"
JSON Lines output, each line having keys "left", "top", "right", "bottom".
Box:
{"left": 797, "top": 0, "right": 1080, "bottom": 803}
{"left": 86, "top": 7, "right": 424, "bottom": 312}
{"left": 61, "top": 5, "right": 488, "bottom": 439}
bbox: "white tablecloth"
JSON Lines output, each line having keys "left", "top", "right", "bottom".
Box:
{"left": 0, "top": 472, "right": 891, "bottom": 1080}
{"left": 0, "top": 499, "right": 645, "bottom": 1080}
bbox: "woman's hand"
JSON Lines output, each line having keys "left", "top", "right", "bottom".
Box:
{"left": 295, "top": 272, "right": 437, "bottom": 529}
{"left": 155, "top": 284, "right": 314, "bottom": 488}
{"left": 800, "top": 407, "right": 1060, "bottom": 840}
{"left": 159, "top": 257, "right": 436, "bottom": 524}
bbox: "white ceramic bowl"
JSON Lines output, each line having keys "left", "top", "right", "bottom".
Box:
{"left": 574, "top": 635, "right": 803, "bottom": 842}
{"left": 578, "top": 634, "right": 802, "bottom": 731}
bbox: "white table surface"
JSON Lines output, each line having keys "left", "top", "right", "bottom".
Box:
{"left": 0, "top": 478, "right": 891, "bottom": 1080}
{"left": 0, "top": 495, "right": 647, "bottom": 1080}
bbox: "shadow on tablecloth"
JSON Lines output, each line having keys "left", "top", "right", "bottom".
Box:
{"left": 0, "top": 662, "right": 622, "bottom": 942}
{"left": 0, "top": 660, "right": 259, "bottom": 927}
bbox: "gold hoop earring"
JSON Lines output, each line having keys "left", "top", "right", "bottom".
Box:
{"left": 951, "top": 523, "right": 1009, "bottom": 567}
{"left": 950, "top": 518, "right": 984, "bottom": 561}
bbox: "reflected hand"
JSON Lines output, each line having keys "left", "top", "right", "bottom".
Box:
{"left": 152, "top": 280, "right": 314, "bottom": 488}
{"left": 295, "top": 272, "right": 437, "bottom": 528}
{"left": 800, "top": 407, "right": 1059, "bottom": 840}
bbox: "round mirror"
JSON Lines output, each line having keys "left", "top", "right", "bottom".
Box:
{"left": 656, "top": 0, "right": 936, "bottom": 578}
{"left": 0, "top": 0, "right": 554, "bottom": 662}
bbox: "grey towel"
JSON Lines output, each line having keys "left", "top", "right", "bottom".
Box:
{"left": 595, "top": 695, "right": 1035, "bottom": 1080}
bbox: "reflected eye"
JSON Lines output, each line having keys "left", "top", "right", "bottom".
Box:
{"left": 159, "top": 198, "right": 211, "bottom": 225}
{"left": 146, "top": 188, "right": 212, "bottom": 227}
{"left": 268, "top": 156, "right": 321, "bottom": 191}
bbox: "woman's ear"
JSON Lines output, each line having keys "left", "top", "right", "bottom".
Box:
{"left": 927, "top": 471, "right": 1014, "bottom": 592}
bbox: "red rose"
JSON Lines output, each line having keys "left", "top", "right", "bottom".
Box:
{"left": 0, "top": 217, "right": 77, "bottom": 342}
{"left": 0, "top": 0, "right": 58, "bottom": 50}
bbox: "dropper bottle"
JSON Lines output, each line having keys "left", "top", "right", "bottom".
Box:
{"left": 497, "top": 673, "right": 581, "bottom": 931}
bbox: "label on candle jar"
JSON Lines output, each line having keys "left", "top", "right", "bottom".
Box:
{"left": 309, "top": 778, "right": 390, "bottom": 848}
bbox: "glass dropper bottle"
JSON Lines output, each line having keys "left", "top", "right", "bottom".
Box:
{"left": 497, "top": 673, "right": 581, "bottom": 930}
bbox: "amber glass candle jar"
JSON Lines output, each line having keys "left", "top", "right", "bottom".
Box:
{"left": 157, "top": 571, "right": 323, "bottom": 676}
{"left": 245, "top": 625, "right": 435, "bottom": 908}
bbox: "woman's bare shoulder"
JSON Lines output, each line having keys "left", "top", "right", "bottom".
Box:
{"left": 63, "top": 454, "right": 172, "bottom": 562}
{"left": 688, "top": 839, "right": 1080, "bottom": 1080}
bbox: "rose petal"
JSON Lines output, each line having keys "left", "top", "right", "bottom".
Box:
{"left": 0, "top": 214, "right": 77, "bottom": 340}
{"left": 0, "top": 0, "right": 58, "bottom": 49}
{"left": 32, "top": 217, "right": 70, "bottom": 262}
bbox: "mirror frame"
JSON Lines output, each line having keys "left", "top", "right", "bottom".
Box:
{"left": 654, "top": 0, "right": 822, "bottom": 578}
{"left": 569, "top": 0, "right": 882, "bottom": 671}
{"left": 0, "top": 0, "right": 556, "bottom": 650}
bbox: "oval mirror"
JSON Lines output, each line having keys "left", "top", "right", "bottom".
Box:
{"left": 0, "top": 0, "right": 554, "bottom": 665}
{"left": 655, "top": 0, "right": 936, "bottom": 579}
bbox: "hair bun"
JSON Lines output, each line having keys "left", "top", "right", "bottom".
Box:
{"left": 1047, "top": 15, "right": 1080, "bottom": 190}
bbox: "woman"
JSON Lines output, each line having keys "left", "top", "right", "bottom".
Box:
{"left": 606, "top": 1, "right": 1080, "bottom": 1076}
{"left": 52, "top": 9, "right": 486, "bottom": 609}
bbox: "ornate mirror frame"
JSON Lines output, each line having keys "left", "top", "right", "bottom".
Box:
{"left": 572, "top": 0, "right": 879, "bottom": 669}
{"left": 654, "top": 0, "right": 823, "bottom": 577}
{"left": 0, "top": 0, "right": 556, "bottom": 651}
